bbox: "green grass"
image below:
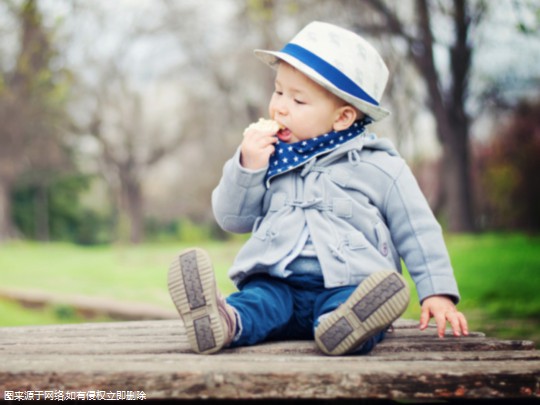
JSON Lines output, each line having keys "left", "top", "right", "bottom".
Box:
{"left": 0, "top": 299, "right": 111, "bottom": 326}
{"left": 0, "top": 241, "right": 238, "bottom": 307}
{"left": 1, "top": 234, "right": 539, "bottom": 345}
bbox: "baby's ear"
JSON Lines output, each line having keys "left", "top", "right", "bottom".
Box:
{"left": 333, "top": 105, "right": 358, "bottom": 131}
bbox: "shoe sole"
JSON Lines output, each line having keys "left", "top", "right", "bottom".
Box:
{"left": 167, "top": 248, "right": 225, "bottom": 354}
{"left": 315, "top": 271, "right": 409, "bottom": 356}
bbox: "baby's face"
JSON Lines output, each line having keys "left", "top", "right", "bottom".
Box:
{"left": 268, "top": 62, "right": 346, "bottom": 144}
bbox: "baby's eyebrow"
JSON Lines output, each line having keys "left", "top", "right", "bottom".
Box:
{"left": 276, "top": 83, "right": 305, "bottom": 96}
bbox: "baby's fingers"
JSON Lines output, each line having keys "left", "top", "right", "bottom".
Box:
{"left": 447, "top": 311, "right": 463, "bottom": 337}
{"left": 419, "top": 306, "right": 431, "bottom": 331}
{"left": 455, "top": 311, "right": 469, "bottom": 336}
{"left": 446, "top": 310, "right": 469, "bottom": 337}
{"left": 434, "top": 312, "right": 447, "bottom": 338}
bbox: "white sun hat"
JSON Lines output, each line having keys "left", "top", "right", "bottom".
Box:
{"left": 254, "top": 21, "right": 390, "bottom": 121}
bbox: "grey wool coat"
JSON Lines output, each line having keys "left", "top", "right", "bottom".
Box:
{"left": 212, "top": 134, "right": 460, "bottom": 304}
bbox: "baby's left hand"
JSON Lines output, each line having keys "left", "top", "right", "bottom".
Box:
{"left": 419, "top": 295, "right": 469, "bottom": 338}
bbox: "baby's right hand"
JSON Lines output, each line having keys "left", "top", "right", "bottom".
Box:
{"left": 240, "top": 118, "right": 280, "bottom": 170}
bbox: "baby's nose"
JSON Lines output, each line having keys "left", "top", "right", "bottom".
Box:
{"left": 274, "top": 101, "right": 288, "bottom": 115}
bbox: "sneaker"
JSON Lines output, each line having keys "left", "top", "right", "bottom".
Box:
{"left": 168, "top": 248, "right": 237, "bottom": 354}
{"left": 314, "top": 271, "right": 409, "bottom": 356}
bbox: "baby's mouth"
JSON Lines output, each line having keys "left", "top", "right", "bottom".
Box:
{"left": 277, "top": 127, "right": 293, "bottom": 143}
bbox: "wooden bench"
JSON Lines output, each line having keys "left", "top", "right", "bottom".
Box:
{"left": 1, "top": 318, "right": 539, "bottom": 401}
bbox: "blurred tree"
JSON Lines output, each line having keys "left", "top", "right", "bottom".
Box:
{"left": 81, "top": 69, "right": 187, "bottom": 244}
{"left": 67, "top": 3, "right": 196, "bottom": 244}
{"left": 475, "top": 99, "right": 540, "bottom": 230}
{"left": 0, "top": 0, "right": 72, "bottom": 241}
{"left": 355, "top": 0, "right": 484, "bottom": 232}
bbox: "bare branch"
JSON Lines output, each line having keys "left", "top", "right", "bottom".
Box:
{"left": 362, "top": 0, "right": 416, "bottom": 43}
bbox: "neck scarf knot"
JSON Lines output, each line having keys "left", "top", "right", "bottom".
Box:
{"left": 265, "top": 117, "right": 372, "bottom": 187}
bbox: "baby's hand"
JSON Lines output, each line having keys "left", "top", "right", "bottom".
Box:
{"left": 240, "top": 118, "right": 280, "bottom": 170}
{"left": 419, "top": 295, "right": 469, "bottom": 338}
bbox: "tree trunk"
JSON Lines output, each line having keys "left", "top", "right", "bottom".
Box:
{"left": 118, "top": 170, "right": 144, "bottom": 244}
{"left": 126, "top": 179, "right": 144, "bottom": 244}
{"left": 35, "top": 182, "right": 50, "bottom": 241}
{"left": 0, "top": 180, "right": 17, "bottom": 242}
{"left": 439, "top": 120, "right": 475, "bottom": 232}
{"left": 413, "top": 0, "right": 476, "bottom": 232}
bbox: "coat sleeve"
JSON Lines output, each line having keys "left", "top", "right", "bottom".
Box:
{"left": 211, "top": 148, "right": 268, "bottom": 234}
{"left": 383, "top": 162, "right": 461, "bottom": 304}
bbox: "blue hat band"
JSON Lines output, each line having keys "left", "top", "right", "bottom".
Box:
{"left": 280, "top": 43, "right": 379, "bottom": 106}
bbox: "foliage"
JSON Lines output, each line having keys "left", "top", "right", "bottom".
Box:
{"left": 12, "top": 174, "right": 113, "bottom": 245}
{"left": 474, "top": 100, "right": 540, "bottom": 230}
{"left": 0, "top": 0, "right": 73, "bottom": 241}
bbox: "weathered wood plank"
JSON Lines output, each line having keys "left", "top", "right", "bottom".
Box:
{"left": 1, "top": 359, "right": 539, "bottom": 400}
{"left": 1, "top": 319, "right": 539, "bottom": 400}
{"left": 1, "top": 337, "right": 535, "bottom": 356}
{"left": 1, "top": 320, "right": 534, "bottom": 354}
{"left": 3, "top": 349, "right": 540, "bottom": 363}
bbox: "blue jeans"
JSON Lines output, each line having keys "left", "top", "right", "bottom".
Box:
{"left": 226, "top": 258, "right": 385, "bottom": 355}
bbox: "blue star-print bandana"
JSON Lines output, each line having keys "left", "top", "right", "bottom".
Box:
{"left": 265, "top": 117, "right": 372, "bottom": 187}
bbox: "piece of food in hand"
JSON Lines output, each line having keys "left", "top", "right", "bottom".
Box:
{"left": 243, "top": 118, "right": 294, "bottom": 143}
{"left": 244, "top": 118, "right": 281, "bottom": 135}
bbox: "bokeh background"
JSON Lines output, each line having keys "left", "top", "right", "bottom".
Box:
{"left": 1, "top": 0, "right": 539, "bottom": 344}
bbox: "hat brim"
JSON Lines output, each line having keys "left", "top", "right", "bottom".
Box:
{"left": 254, "top": 49, "right": 390, "bottom": 122}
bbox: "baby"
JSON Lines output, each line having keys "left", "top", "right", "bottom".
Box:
{"left": 168, "top": 21, "right": 468, "bottom": 355}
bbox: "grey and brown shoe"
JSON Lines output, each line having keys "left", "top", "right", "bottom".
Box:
{"left": 168, "top": 248, "right": 237, "bottom": 354}
{"left": 315, "top": 271, "right": 409, "bottom": 356}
